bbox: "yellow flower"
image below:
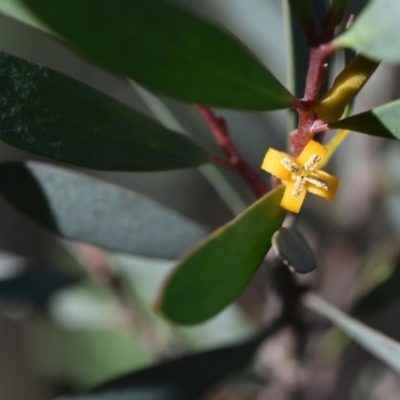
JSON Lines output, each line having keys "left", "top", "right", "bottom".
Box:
{"left": 261, "top": 140, "right": 339, "bottom": 213}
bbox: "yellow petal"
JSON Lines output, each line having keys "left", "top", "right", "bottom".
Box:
{"left": 261, "top": 148, "right": 292, "bottom": 180}
{"left": 306, "top": 170, "right": 339, "bottom": 200}
{"left": 280, "top": 181, "right": 307, "bottom": 213}
{"left": 296, "top": 140, "right": 328, "bottom": 166}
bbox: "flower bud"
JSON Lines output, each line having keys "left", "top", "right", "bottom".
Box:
{"left": 315, "top": 54, "right": 379, "bottom": 123}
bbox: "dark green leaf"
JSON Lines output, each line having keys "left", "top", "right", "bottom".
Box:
{"left": 330, "top": 99, "right": 400, "bottom": 140}
{"left": 62, "top": 324, "right": 281, "bottom": 400}
{"left": 331, "top": 0, "right": 348, "bottom": 17}
{"left": 335, "top": 0, "right": 400, "bottom": 63}
{"left": 0, "top": 162, "right": 207, "bottom": 258}
{"left": 272, "top": 227, "right": 316, "bottom": 274}
{"left": 0, "top": 265, "right": 77, "bottom": 305}
{"left": 20, "top": 0, "right": 295, "bottom": 110}
{"left": 0, "top": 51, "right": 211, "bottom": 171}
{"left": 156, "top": 187, "right": 286, "bottom": 325}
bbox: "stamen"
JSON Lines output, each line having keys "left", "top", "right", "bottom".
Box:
{"left": 292, "top": 176, "right": 305, "bottom": 197}
{"left": 303, "top": 154, "right": 322, "bottom": 171}
{"left": 281, "top": 157, "right": 300, "bottom": 173}
{"left": 305, "top": 174, "right": 329, "bottom": 191}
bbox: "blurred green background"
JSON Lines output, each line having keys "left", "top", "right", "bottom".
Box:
{"left": 1, "top": 0, "right": 400, "bottom": 399}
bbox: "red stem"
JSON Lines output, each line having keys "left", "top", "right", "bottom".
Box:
{"left": 196, "top": 105, "right": 268, "bottom": 198}
{"left": 292, "top": 41, "right": 336, "bottom": 157}
{"left": 289, "top": 0, "right": 346, "bottom": 157}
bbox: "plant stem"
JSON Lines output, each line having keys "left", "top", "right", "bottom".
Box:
{"left": 76, "top": 244, "right": 173, "bottom": 358}
{"left": 196, "top": 105, "right": 268, "bottom": 198}
{"left": 292, "top": 41, "right": 336, "bottom": 156}
{"left": 130, "top": 80, "right": 248, "bottom": 214}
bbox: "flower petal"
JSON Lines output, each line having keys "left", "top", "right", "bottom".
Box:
{"left": 296, "top": 140, "right": 328, "bottom": 166}
{"left": 280, "top": 181, "right": 307, "bottom": 213}
{"left": 261, "top": 148, "right": 292, "bottom": 180}
{"left": 307, "top": 171, "right": 339, "bottom": 200}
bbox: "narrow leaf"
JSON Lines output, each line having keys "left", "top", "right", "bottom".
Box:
{"left": 330, "top": 99, "right": 400, "bottom": 140}
{"left": 0, "top": 162, "right": 207, "bottom": 259}
{"left": 0, "top": 51, "right": 211, "bottom": 171}
{"left": 335, "top": 0, "right": 400, "bottom": 63}
{"left": 62, "top": 324, "right": 281, "bottom": 400}
{"left": 156, "top": 187, "right": 286, "bottom": 325}
{"left": 0, "top": 0, "right": 53, "bottom": 33}
{"left": 304, "top": 294, "right": 400, "bottom": 373}
{"left": 20, "top": 0, "right": 295, "bottom": 110}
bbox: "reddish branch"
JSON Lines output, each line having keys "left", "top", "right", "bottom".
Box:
{"left": 196, "top": 105, "right": 268, "bottom": 198}
{"left": 197, "top": 2, "right": 345, "bottom": 196}
{"left": 290, "top": 0, "right": 341, "bottom": 156}
{"left": 292, "top": 42, "right": 335, "bottom": 156}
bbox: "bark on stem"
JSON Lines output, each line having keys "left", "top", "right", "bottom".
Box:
{"left": 196, "top": 105, "right": 268, "bottom": 198}
{"left": 292, "top": 42, "right": 336, "bottom": 156}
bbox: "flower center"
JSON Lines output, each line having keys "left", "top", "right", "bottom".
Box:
{"left": 280, "top": 154, "right": 329, "bottom": 197}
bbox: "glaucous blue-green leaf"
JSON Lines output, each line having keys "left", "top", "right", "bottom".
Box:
{"left": 272, "top": 227, "right": 316, "bottom": 274}
{"left": 0, "top": 0, "right": 53, "bottom": 33}
{"left": 156, "top": 187, "right": 286, "bottom": 325}
{"left": 0, "top": 51, "right": 211, "bottom": 171}
{"left": 304, "top": 294, "right": 400, "bottom": 373}
{"left": 0, "top": 162, "right": 207, "bottom": 259}
{"left": 330, "top": 99, "right": 400, "bottom": 140}
{"left": 335, "top": 0, "right": 400, "bottom": 63}
{"left": 20, "top": 0, "right": 295, "bottom": 110}
{"left": 62, "top": 325, "right": 280, "bottom": 400}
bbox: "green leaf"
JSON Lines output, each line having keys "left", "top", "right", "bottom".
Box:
{"left": 272, "top": 227, "right": 317, "bottom": 274}
{"left": 0, "top": 162, "right": 207, "bottom": 259}
{"left": 335, "top": 0, "right": 400, "bottom": 63}
{"left": 20, "top": 0, "right": 295, "bottom": 110}
{"left": 0, "top": 51, "right": 211, "bottom": 171}
{"left": 62, "top": 324, "right": 281, "bottom": 400}
{"left": 304, "top": 294, "right": 400, "bottom": 374}
{"left": 330, "top": 99, "right": 400, "bottom": 140}
{"left": 156, "top": 187, "right": 286, "bottom": 325}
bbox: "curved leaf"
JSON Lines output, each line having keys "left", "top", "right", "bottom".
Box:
{"left": 0, "top": 51, "right": 211, "bottom": 171}
{"left": 62, "top": 324, "right": 281, "bottom": 400}
{"left": 156, "top": 187, "right": 286, "bottom": 325}
{"left": 330, "top": 99, "right": 400, "bottom": 140}
{"left": 20, "top": 0, "right": 295, "bottom": 110}
{"left": 335, "top": 0, "right": 400, "bottom": 63}
{"left": 0, "top": 162, "right": 207, "bottom": 258}
{"left": 272, "top": 227, "right": 316, "bottom": 274}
